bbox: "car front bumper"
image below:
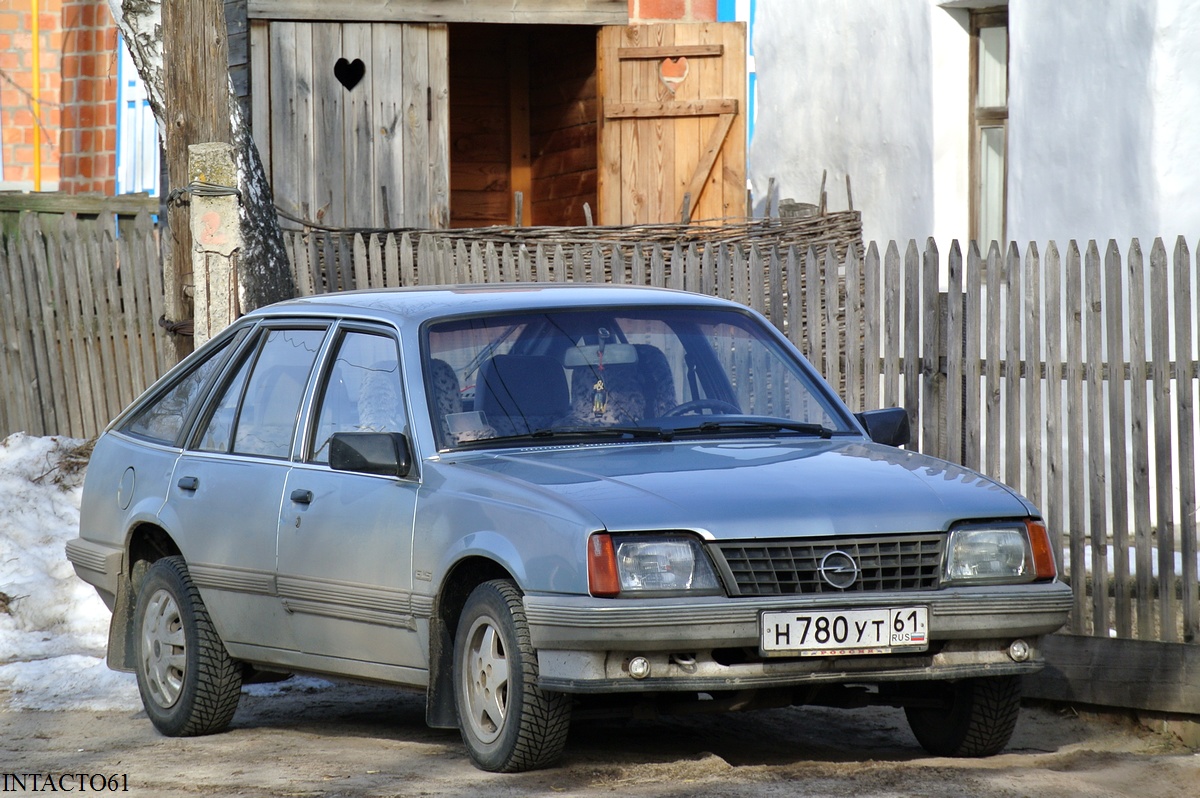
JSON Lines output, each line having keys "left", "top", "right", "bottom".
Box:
{"left": 524, "top": 582, "right": 1071, "bottom": 693}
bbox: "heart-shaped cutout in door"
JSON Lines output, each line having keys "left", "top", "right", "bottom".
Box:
{"left": 659, "top": 56, "right": 689, "bottom": 93}
{"left": 334, "top": 58, "right": 366, "bottom": 91}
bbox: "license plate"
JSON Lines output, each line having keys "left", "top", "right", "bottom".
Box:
{"left": 760, "top": 607, "right": 929, "bottom": 656}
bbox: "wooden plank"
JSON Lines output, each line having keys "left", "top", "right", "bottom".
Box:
{"left": 785, "top": 245, "right": 802, "bottom": 354}
{"left": 603, "top": 99, "right": 738, "bottom": 119}
{"left": 1149, "top": 238, "right": 1176, "bottom": 641}
{"left": 427, "top": 24, "right": 450, "bottom": 228}
{"left": 368, "top": 233, "right": 385, "bottom": 288}
{"left": 24, "top": 214, "right": 68, "bottom": 435}
{"left": 1123, "top": 240, "right": 1152, "bottom": 638}
{"left": 823, "top": 246, "right": 841, "bottom": 404}
{"left": 920, "top": 239, "right": 941, "bottom": 458}
{"left": 616, "top": 44, "right": 724, "bottom": 60}
{"left": 13, "top": 221, "right": 47, "bottom": 435}
{"left": 718, "top": 23, "right": 747, "bottom": 220}
{"left": 401, "top": 24, "right": 432, "bottom": 227}
{"left": 963, "top": 242, "right": 983, "bottom": 471}
{"left": 1023, "top": 633, "right": 1200, "bottom": 715}
{"left": 1173, "top": 237, "right": 1199, "bottom": 643}
{"left": 678, "top": 113, "right": 734, "bottom": 222}
{"left": 596, "top": 26, "right": 622, "bottom": 225}
{"left": 1004, "top": 242, "right": 1021, "bottom": 489}
{"left": 1043, "top": 242, "right": 1064, "bottom": 571}
{"left": 945, "top": 241, "right": 963, "bottom": 463}
{"left": 0, "top": 234, "right": 30, "bottom": 436}
{"left": 250, "top": 22, "right": 272, "bottom": 180}
{"left": 1023, "top": 242, "right": 1042, "bottom": 508}
{"left": 672, "top": 23, "right": 701, "bottom": 226}
{"left": 1084, "top": 240, "right": 1108, "bottom": 635}
{"left": 269, "top": 22, "right": 314, "bottom": 221}
{"left": 353, "top": 233, "right": 369, "bottom": 290}
{"left": 341, "top": 22, "right": 375, "bottom": 227}
{"left": 1104, "top": 240, "right": 1132, "bottom": 638}
{"left": 372, "top": 22, "right": 406, "bottom": 227}
{"left": 882, "top": 242, "right": 901, "bottom": 409}
{"left": 99, "top": 227, "right": 135, "bottom": 412}
{"left": 44, "top": 220, "right": 85, "bottom": 437}
{"left": 115, "top": 230, "right": 146, "bottom": 406}
{"left": 247, "top": 0, "right": 629, "bottom": 25}
{"left": 984, "top": 242, "right": 1002, "bottom": 479}
{"left": 805, "top": 246, "right": 822, "bottom": 366}
{"left": 903, "top": 240, "right": 920, "bottom": 452}
{"left": 1065, "top": 241, "right": 1087, "bottom": 634}
{"left": 863, "top": 242, "right": 881, "bottom": 412}
{"left": 0, "top": 192, "right": 159, "bottom": 215}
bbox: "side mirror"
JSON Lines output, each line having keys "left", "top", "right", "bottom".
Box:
{"left": 329, "top": 432, "right": 413, "bottom": 478}
{"left": 855, "top": 408, "right": 911, "bottom": 448}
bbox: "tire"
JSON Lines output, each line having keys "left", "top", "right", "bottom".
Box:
{"left": 904, "top": 675, "right": 1022, "bottom": 757}
{"left": 133, "top": 556, "right": 242, "bottom": 736}
{"left": 452, "top": 579, "right": 571, "bottom": 772}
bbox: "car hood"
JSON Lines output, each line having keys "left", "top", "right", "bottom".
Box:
{"left": 448, "top": 439, "right": 1034, "bottom": 539}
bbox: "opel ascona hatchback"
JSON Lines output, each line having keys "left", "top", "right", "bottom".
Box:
{"left": 68, "top": 284, "right": 1070, "bottom": 772}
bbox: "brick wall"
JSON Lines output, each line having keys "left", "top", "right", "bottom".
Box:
{"left": 0, "top": 0, "right": 63, "bottom": 188}
{"left": 629, "top": 0, "right": 717, "bottom": 22}
{"left": 0, "top": 0, "right": 116, "bottom": 193}
{"left": 58, "top": 0, "right": 117, "bottom": 193}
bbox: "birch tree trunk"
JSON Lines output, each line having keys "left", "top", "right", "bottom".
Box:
{"left": 108, "top": 0, "right": 293, "bottom": 356}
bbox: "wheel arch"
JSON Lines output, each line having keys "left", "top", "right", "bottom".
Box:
{"left": 107, "top": 523, "right": 183, "bottom": 672}
{"left": 425, "top": 555, "right": 516, "bottom": 729}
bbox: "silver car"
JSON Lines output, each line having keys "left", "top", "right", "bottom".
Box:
{"left": 67, "top": 284, "right": 1070, "bottom": 772}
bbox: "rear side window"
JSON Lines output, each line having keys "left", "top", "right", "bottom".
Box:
{"left": 123, "top": 329, "right": 246, "bottom": 445}
{"left": 194, "top": 327, "right": 327, "bottom": 458}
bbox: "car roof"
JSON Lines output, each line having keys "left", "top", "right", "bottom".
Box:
{"left": 244, "top": 283, "right": 742, "bottom": 325}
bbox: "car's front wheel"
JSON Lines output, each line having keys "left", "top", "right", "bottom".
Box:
{"left": 452, "top": 579, "right": 571, "bottom": 772}
{"left": 904, "top": 675, "right": 1022, "bottom": 757}
{"left": 133, "top": 556, "right": 242, "bottom": 736}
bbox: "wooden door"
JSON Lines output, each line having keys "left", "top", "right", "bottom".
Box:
{"left": 251, "top": 21, "right": 450, "bottom": 229}
{"left": 597, "top": 23, "right": 746, "bottom": 226}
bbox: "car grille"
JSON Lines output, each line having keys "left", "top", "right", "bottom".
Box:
{"left": 712, "top": 534, "right": 945, "bottom": 595}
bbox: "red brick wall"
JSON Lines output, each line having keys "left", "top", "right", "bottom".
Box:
{"left": 58, "top": 0, "right": 117, "bottom": 194}
{"left": 0, "top": 0, "right": 63, "bottom": 188}
{"left": 0, "top": 0, "right": 116, "bottom": 193}
{"left": 629, "top": 0, "right": 717, "bottom": 22}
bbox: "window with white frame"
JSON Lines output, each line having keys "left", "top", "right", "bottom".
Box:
{"left": 971, "top": 8, "right": 1007, "bottom": 249}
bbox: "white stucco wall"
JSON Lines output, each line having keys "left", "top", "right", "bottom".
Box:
{"left": 747, "top": 0, "right": 935, "bottom": 245}
{"left": 749, "top": 0, "right": 1200, "bottom": 246}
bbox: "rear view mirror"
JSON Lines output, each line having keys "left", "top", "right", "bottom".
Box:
{"left": 855, "top": 408, "right": 911, "bottom": 447}
{"left": 329, "top": 432, "right": 413, "bottom": 477}
{"left": 563, "top": 343, "right": 638, "bottom": 368}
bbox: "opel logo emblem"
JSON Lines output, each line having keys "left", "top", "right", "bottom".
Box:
{"left": 818, "top": 550, "right": 859, "bottom": 590}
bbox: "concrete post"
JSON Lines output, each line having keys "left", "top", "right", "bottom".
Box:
{"left": 188, "top": 142, "right": 243, "bottom": 346}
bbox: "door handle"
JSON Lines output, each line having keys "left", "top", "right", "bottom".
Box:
{"left": 177, "top": 476, "right": 199, "bottom": 491}
{"left": 290, "top": 488, "right": 314, "bottom": 504}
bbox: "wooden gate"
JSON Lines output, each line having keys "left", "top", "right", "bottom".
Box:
{"left": 597, "top": 23, "right": 746, "bottom": 225}
{"left": 250, "top": 21, "right": 450, "bottom": 229}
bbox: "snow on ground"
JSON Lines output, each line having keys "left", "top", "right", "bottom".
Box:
{"left": 0, "top": 433, "right": 139, "bottom": 711}
{"left": 0, "top": 433, "right": 329, "bottom": 713}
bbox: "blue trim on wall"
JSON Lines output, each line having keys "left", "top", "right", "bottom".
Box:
{"left": 717, "top": 0, "right": 737, "bottom": 21}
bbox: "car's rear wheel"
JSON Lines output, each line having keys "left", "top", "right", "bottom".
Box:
{"left": 452, "top": 579, "right": 571, "bottom": 772}
{"left": 904, "top": 675, "right": 1022, "bottom": 757}
{"left": 133, "top": 556, "right": 242, "bottom": 736}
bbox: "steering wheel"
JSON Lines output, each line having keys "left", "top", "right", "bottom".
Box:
{"left": 664, "top": 398, "right": 742, "bottom": 417}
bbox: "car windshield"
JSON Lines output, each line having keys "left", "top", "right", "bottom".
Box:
{"left": 422, "top": 305, "right": 854, "bottom": 450}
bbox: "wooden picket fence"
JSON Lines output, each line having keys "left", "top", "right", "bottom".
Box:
{"left": 0, "top": 211, "right": 174, "bottom": 441}
{"left": 282, "top": 229, "right": 1199, "bottom": 653}
{"left": 2, "top": 212, "right": 1197, "bottom": 705}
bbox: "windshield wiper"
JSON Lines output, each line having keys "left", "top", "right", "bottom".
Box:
{"left": 670, "top": 417, "right": 834, "bottom": 439}
{"left": 529, "top": 425, "right": 674, "bottom": 441}
{"left": 460, "top": 425, "right": 673, "bottom": 447}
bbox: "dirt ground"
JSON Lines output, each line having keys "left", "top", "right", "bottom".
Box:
{"left": 2, "top": 681, "right": 1197, "bottom": 798}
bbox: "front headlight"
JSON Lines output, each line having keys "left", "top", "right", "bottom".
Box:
{"left": 943, "top": 522, "right": 1039, "bottom": 585}
{"left": 588, "top": 533, "right": 723, "bottom": 597}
